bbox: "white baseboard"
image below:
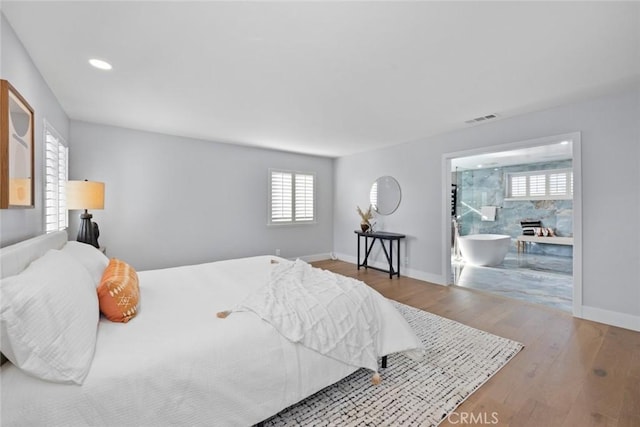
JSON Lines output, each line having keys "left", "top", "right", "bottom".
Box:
{"left": 404, "top": 268, "right": 448, "bottom": 286}
{"left": 579, "top": 305, "right": 640, "bottom": 332}
{"left": 333, "top": 252, "right": 447, "bottom": 286}
{"left": 297, "top": 253, "right": 333, "bottom": 263}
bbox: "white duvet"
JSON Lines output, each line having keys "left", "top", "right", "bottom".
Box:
{"left": 1, "top": 256, "right": 422, "bottom": 427}
{"left": 229, "top": 259, "right": 420, "bottom": 376}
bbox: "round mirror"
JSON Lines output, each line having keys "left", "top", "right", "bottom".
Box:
{"left": 370, "top": 176, "right": 401, "bottom": 215}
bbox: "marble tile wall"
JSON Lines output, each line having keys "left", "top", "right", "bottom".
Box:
{"left": 454, "top": 159, "right": 573, "bottom": 257}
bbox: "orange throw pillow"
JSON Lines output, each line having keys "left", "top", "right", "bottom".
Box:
{"left": 97, "top": 259, "right": 140, "bottom": 323}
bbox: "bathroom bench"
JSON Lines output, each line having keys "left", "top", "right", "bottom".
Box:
{"left": 516, "top": 236, "right": 574, "bottom": 253}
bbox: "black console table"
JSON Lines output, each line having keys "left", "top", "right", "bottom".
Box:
{"left": 354, "top": 230, "right": 406, "bottom": 278}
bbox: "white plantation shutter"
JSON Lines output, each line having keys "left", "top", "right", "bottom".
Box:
{"left": 506, "top": 168, "right": 572, "bottom": 200}
{"left": 269, "top": 170, "right": 315, "bottom": 224}
{"left": 44, "top": 124, "right": 68, "bottom": 232}
{"left": 570, "top": 172, "right": 574, "bottom": 195}
{"left": 270, "top": 171, "right": 293, "bottom": 222}
{"left": 294, "top": 174, "right": 314, "bottom": 221}
{"left": 549, "top": 172, "right": 568, "bottom": 196}
{"left": 529, "top": 174, "right": 546, "bottom": 196}
{"left": 509, "top": 175, "right": 527, "bottom": 198}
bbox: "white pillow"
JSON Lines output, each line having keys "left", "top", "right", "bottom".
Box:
{"left": 0, "top": 249, "right": 99, "bottom": 384}
{"left": 61, "top": 241, "right": 109, "bottom": 287}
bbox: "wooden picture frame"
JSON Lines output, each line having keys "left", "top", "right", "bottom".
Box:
{"left": 1, "top": 80, "right": 35, "bottom": 209}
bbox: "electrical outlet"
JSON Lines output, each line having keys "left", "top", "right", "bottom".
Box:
{"left": 404, "top": 256, "right": 409, "bottom": 266}
{"left": 275, "top": 249, "right": 281, "bottom": 256}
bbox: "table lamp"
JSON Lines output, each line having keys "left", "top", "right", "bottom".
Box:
{"left": 67, "top": 180, "right": 105, "bottom": 248}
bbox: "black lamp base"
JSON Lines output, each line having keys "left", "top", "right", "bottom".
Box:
{"left": 77, "top": 211, "right": 99, "bottom": 248}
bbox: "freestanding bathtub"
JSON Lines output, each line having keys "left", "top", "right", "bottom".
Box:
{"left": 457, "top": 234, "right": 511, "bottom": 266}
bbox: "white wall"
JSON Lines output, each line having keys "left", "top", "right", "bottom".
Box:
{"left": 69, "top": 121, "right": 334, "bottom": 271}
{"left": 334, "top": 88, "right": 640, "bottom": 330}
{"left": 0, "top": 14, "right": 69, "bottom": 246}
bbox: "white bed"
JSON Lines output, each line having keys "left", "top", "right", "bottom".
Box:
{"left": 0, "top": 232, "right": 421, "bottom": 426}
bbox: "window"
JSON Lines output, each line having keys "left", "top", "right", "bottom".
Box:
{"left": 549, "top": 172, "right": 567, "bottom": 196}
{"left": 510, "top": 175, "right": 527, "bottom": 198}
{"left": 269, "top": 169, "right": 315, "bottom": 224}
{"left": 528, "top": 174, "right": 546, "bottom": 196}
{"left": 44, "top": 123, "right": 68, "bottom": 232}
{"left": 506, "top": 168, "right": 572, "bottom": 200}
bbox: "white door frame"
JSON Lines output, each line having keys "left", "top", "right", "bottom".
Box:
{"left": 441, "top": 132, "right": 583, "bottom": 317}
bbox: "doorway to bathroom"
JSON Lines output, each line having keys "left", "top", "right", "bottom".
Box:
{"left": 442, "top": 133, "right": 582, "bottom": 314}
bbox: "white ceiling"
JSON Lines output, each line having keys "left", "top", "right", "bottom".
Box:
{"left": 2, "top": 1, "right": 639, "bottom": 158}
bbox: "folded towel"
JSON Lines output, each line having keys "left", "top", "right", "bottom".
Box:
{"left": 521, "top": 220, "right": 542, "bottom": 235}
{"left": 520, "top": 220, "right": 542, "bottom": 228}
{"left": 481, "top": 206, "right": 497, "bottom": 221}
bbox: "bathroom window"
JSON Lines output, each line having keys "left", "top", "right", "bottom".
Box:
{"left": 505, "top": 168, "right": 572, "bottom": 200}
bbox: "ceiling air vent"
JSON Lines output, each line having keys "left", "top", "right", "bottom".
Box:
{"left": 465, "top": 113, "right": 499, "bottom": 125}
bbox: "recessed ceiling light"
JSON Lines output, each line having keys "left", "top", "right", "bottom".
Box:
{"left": 559, "top": 140, "right": 569, "bottom": 145}
{"left": 89, "top": 59, "right": 112, "bottom": 70}
{"left": 477, "top": 164, "right": 483, "bottom": 168}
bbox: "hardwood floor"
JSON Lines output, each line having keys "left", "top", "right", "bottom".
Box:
{"left": 311, "top": 260, "right": 640, "bottom": 427}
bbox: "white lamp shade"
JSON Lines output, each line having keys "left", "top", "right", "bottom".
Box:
{"left": 66, "top": 181, "right": 105, "bottom": 210}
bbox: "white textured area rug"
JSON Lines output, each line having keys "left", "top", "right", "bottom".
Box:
{"left": 263, "top": 302, "right": 524, "bottom": 427}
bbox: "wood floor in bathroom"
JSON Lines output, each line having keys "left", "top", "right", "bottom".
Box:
{"left": 313, "top": 259, "right": 640, "bottom": 427}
